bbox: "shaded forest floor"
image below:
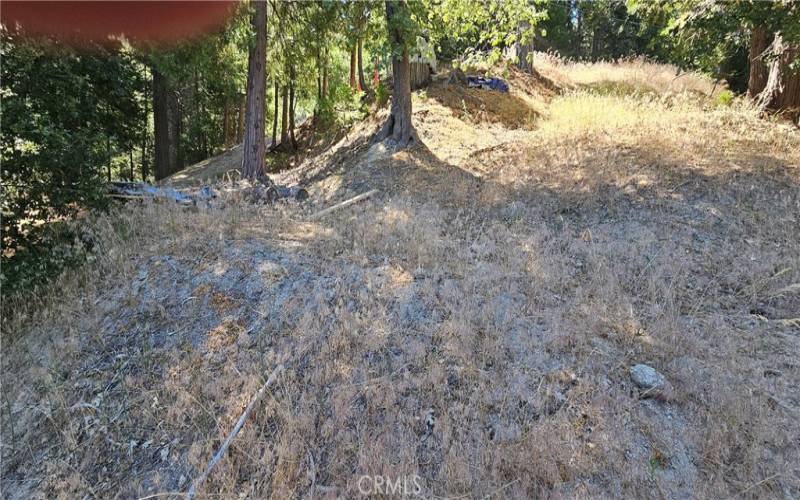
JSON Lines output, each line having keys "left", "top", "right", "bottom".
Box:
{"left": 3, "top": 57, "right": 800, "bottom": 499}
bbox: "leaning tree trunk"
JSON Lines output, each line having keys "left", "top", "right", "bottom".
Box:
{"left": 375, "top": 0, "right": 416, "bottom": 147}
{"left": 241, "top": 0, "right": 268, "bottom": 181}
{"left": 748, "top": 24, "right": 770, "bottom": 99}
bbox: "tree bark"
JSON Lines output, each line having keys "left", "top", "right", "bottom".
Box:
{"left": 289, "top": 82, "right": 297, "bottom": 149}
{"left": 322, "top": 46, "right": 329, "bottom": 99}
{"left": 153, "top": 68, "right": 180, "bottom": 181}
{"left": 773, "top": 42, "right": 800, "bottom": 121}
{"left": 272, "top": 80, "right": 279, "bottom": 147}
{"left": 591, "top": 27, "right": 601, "bottom": 61}
{"left": 357, "top": 36, "right": 366, "bottom": 91}
{"left": 755, "top": 32, "right": 800, "bottom": 121}
{"left": 349, "top": 44, "right": 357, "bottom": 89}
{"left": 153, "top": 68, "right": 167, "bottom": 180}
{"left": 241, "top": 0, "right": 268, "bottom": 181}
{"left": 748, "top": 24, "right": 769, "bottom": 99}
{"left": 375, "top": 0, "right": 416, "bottom": 148}
{"left": 280, "top": 84, "right": 289, "bottom": 146}
{"left": 515, "top": 20, "right": 534, "bottom": 73}
{"left": 141, "top": 68, "right": 149, "bottom": 181}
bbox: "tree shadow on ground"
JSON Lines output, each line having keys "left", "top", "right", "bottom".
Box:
{"left": 425, "top": 82, "right": 540, "bottom": 130}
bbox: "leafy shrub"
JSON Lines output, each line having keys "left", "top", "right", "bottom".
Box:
{"left": 0, "top": 34, "right": 145, "bottom": 288}
{"left": 1, "top": 221, "right": 98, "bottom": 296}
{"left": 716, "top": 89, "right": 735, "bottom": 107}
{"left": 375, "top": 82, "right": 391, "bottom": 107}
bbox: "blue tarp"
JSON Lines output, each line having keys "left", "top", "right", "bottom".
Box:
{"left": 467, "top": 76, "right": 509, "bottom": 93}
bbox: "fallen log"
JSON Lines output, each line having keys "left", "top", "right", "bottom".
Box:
{"left": 308, "top": 189, "right": 378, "bottom": 221}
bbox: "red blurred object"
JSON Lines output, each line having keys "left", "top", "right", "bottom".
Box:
{"left": 1, "top": 1, "right": 239, "bottom": 45}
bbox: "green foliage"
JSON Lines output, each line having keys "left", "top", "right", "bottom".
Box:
{"left": 375, "top": 81, "right": 391, "bottom": 107}
{"left": 423, "top": 0, "right": 546, "bottom": 61}
{"left": 149, "top": 6, "right": 251, "bottom": 165}
{"left": 716, "top": 89, "right": 735, "bottom": 107}
{"left": 1, "top": 220, "right": 97, "bottom": 296}
{"left": 629, "top": 0, "right": 800, "bottom": 90}
{"left": 1, "top": 33, "right": 145, "bottom": 258}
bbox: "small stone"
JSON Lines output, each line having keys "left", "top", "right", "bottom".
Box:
{"left": 424, "top": 409, "right": 436, "bottom": 431}
{"left": 630, "top": 364, "right": 674, "bottom": 401}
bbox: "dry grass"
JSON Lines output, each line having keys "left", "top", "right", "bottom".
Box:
{"left": 535, "top": 52, "right": 721, "bottom": 97}
{"left": 2, "top": 57, "right": 800, "bottom": 499}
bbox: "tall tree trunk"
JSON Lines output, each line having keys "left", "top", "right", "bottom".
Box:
{"left": 241, "top": 0, "right": 268, "bottom": 180}
{"left": 590, "top": 27, "right": 601, "bottom": 61}
{"left": 129, "top": 149, "right": 135, "bottom": 180}
{"left": 169, "top": 87, "right": 182, "bottom": 173}
{"left": 289, "top": 82, "right": 297, "bottom": 149}
{"left": 141, "top": 68, "right": 149, "bottom": 181}
{"left": 575, "top": 6, "right": 582, "bottom": 59}
{"left": 357, "top": 37, "right": 366, "bottom": 91}
{"left": 153, "top": 68, "right": 168, "bottom": 180}
{"left": 153, "top": 68, "right": 179, "bottom": 181}
{"left": 272, "top": 80, "right": 279, "bottom": 147}
{"left": 376, "top": 0, "right": 416, "bottom": 147}
{"left": 280, "top": 84, "right": 289, "bottom": 146}
{"left": 748, "top": 24, "right": 770, "bottom": 99}
{"left": 349, "top": 44, "right": 357, "bottom": 89}
{"left": 193, "top": 68, "right": 202, "bottom": 161}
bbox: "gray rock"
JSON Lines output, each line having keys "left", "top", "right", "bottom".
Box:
{"left": 630, "top": 364, "right": 674, "bottom": 401}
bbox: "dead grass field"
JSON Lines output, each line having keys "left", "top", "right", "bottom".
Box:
{"left": 2, "top": 56, "right": 799, "bottom": 499}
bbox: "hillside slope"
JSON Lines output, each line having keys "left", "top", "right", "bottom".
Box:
{"left": 3, "top": 58, "right": 800, "bottom": 499}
